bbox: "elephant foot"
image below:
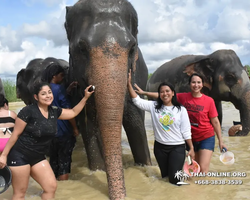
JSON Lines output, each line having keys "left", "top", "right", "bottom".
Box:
{"left": 134, "top": 161, "right": 152, "bottom": 167}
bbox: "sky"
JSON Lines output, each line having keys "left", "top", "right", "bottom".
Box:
{"left": 1, "top": 0, "right": 250, "bottom": 81}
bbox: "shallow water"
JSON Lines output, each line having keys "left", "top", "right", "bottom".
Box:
{"left": 1, "top": 102, "right": 250, "bottom": 200}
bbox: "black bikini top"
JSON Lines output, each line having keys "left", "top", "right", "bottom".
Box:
{"left": 0, "top": 117, "right": 15, "bottom": 124}
{"left": 0, "top": 111, "right": 15, "bottom": 134}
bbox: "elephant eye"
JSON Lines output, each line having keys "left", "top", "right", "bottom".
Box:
{"left": 129, "top": 44, "right": 136, "bottom": 58}
{"left": 224, "top": 73, "right": 237, "bottom": 87}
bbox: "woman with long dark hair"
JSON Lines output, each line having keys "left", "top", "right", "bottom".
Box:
{"left": 0, "top": 82, "right": 93, "bottom": 199}
{"left": 133, "top": 73, "right": 227, "bottom": 173}
{"left": 127, "top": 70, "right": 194, "bottom": 185}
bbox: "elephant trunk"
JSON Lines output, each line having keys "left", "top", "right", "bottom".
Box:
{"left": 88, "top": 44, "right": 129, "bottom": 200}
{"left": 235, "top": 89, "right": 250, "bottom": 136}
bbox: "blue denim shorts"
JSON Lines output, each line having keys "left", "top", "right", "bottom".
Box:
{"left": 192, "top": 135, "right": 215, "bottom": 152}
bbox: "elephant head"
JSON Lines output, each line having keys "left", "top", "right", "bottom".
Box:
{"left": 16, "top": 58, "right": 44, "bottom": 105}
{"left": 147, "top": 49, "right": 250, "bottom": 136}
{"left": 16, "top": 57, "right": 69, "bottom": 105}
{"left": 64, "top": 0, "right": 148, "bottom": 199}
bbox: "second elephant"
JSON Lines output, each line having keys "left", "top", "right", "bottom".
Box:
{"left": 147, "top": 49, "right": 250, "bottom": 136}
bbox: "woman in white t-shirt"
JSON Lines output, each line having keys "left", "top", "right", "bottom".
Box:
{"left": 127, "top": 70, "right": 194, "bottom": 185}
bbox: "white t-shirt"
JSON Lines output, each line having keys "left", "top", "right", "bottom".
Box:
{"left": 132, "top": 95, "right": 191, "bottom": 145}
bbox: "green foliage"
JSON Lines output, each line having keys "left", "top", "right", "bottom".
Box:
{"left": 148, "top": 73, "right": 153, "bottom": 80}
{"left": 244, "top": 65, "right": 250, "bottom": 76}
{"left": 2, "top": 79, "right": 19, "bottom": 102}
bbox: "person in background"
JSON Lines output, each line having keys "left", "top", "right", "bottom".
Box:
{"left": 127, "top": 70, "right": 194, "bottom": 185}
{"left": 0, "top": 82, "right": 93, "bottom": 200}
{"left": 0, "top": 94, "right": 17, "bottom": 153}
{"left": 228, "top": 124, "right": 242, "bottom": 136}
{"left": 133, "top": 73, "right": 227, "bottom": 173}
{"left": 42, "top": 63, "right": 78, "bottom": 181}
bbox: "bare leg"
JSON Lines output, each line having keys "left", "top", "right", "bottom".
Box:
{"left": 10, "top": 165, "right": 30, "bottom": 200}
{"left": 30, "top": 160, "right": 57, "bottom": 200}
{"left": 58, "top": 174, "right": 69, "bottom": 181}
{"left": 196, "top": 149, "right": 213, "bottom": 173}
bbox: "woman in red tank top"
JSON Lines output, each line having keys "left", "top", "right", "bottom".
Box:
{"left": 132, "top": 73, "right": 227, "bottom": 173}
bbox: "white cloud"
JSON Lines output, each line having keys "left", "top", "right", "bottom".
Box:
{"left": 132, "top": 0, "right": 250, "bottom": 71}
{"left": 0, "top": 26, "right": 22, "bottom": 51}
{"left": 21, "top": 0, "right": 66, "bottom": 7}
{"left": 212, "top": 7, "right": 250, "bottom": 43}
{"left": 1, "top": 0, "right": 250, "bottom": 78}
{"left": 0, "top": 39, "right": 68, "bottom": 77}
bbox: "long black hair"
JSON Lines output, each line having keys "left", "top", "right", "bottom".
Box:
{"left": 41, "top": 62, "right": 64, "bottom": 83}
{"left": 155, "top": 82, "right": 182, "bottom": 112}
{"left": 0, "top": 94, "right": 8, "bottom": 107}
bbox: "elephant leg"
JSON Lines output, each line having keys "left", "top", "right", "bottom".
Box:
{"left": 215, "top": 101, "right": 222, "bottom": 124}
{"left": 80, "top": 105, "right": 106, "bottom": 171}
{"left": 70, "top": 87, "right": 105, "bottom": 170}
{"left": 123, "top": 99, "right": 152, "bottom": 165}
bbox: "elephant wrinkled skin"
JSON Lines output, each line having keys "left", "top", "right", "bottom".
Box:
{"left": 16, "top": 57, "right": 69, "bottom": 105}
{"left": 65, "top": 0, "right": 151, "bottom": 199}
{"left": 147, "top": 49, "right": 250, "bottom": 136}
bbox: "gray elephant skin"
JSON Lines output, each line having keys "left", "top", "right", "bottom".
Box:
{"left": 65, "top": 0, "right": 151, "bottom": 199}
{"left": 16, "top": 57, "right": 69, "bottom": 105}
{"left": 147, "top": 49, "right": 250, "bottom": 136}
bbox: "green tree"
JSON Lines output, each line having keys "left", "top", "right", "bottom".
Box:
{"left": 244, "top": 65, "right": 250, "bottom": 76}
{"left": 2, "top": 79, "right": 19, "bottom": 102}
{"left": 148, "top": 73, "right": 153, "bottom": 80}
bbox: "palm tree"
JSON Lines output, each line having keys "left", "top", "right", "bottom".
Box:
{"left": 182, "top": 173, "right": 189, "bottom": 181}
{"left": 174, "top": 170, "right": 183, "bottom": 181}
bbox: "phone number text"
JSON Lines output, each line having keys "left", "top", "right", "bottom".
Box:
{"left": 194, "top": 180, "right": 243, "bottom": 185}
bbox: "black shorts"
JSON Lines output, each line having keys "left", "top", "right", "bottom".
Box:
{"left": 49, "top": 135, "right": 76, "bottom": 177}
{"left": 7, "top": 147, "right": 46, "bottom": 167}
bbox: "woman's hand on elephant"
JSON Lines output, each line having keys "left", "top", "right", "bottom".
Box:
{"left": 67, "top": 81, "right": 78, "bottom": 95}
{"left": 84, "top": 85, "right": 94, "bottom": 98}
{"left": 127, "top": 69, "right": 132, "bottom": 86}
{"left": 134, "top": 84, "right": 145, "bottom": 95}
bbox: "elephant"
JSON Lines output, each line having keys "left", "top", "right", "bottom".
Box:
{"left": 16, "top": 57, "right": 69, "bottom": 105}
{"left": 0, "top": 78, "right": 5, "bottom": 96}
{"left": 65, "top": 0, "right": 151, "bottom": 199}
{"left": 147, "top": 49, "right": 250, "bottom": 136}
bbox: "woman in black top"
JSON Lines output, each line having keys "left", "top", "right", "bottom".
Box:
{"left": 0, "top": 82, "right": 94, "bottom": 200}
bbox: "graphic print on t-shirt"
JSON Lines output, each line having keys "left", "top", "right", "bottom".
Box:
{"left": 183, "top": 102, "right": 204, "bottom": 127}
{"left": 159, "top": 111, "right": 175, "bottom": 131}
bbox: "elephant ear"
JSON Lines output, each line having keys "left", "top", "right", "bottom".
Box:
{"left": 183, "top": 57, "right": 215, "bottom": 94}
{"left": 16, "top": 68, "right": 31, "bottom": 100}
{"left": 64, "top": 6, "right": 72, "bottom": 41}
